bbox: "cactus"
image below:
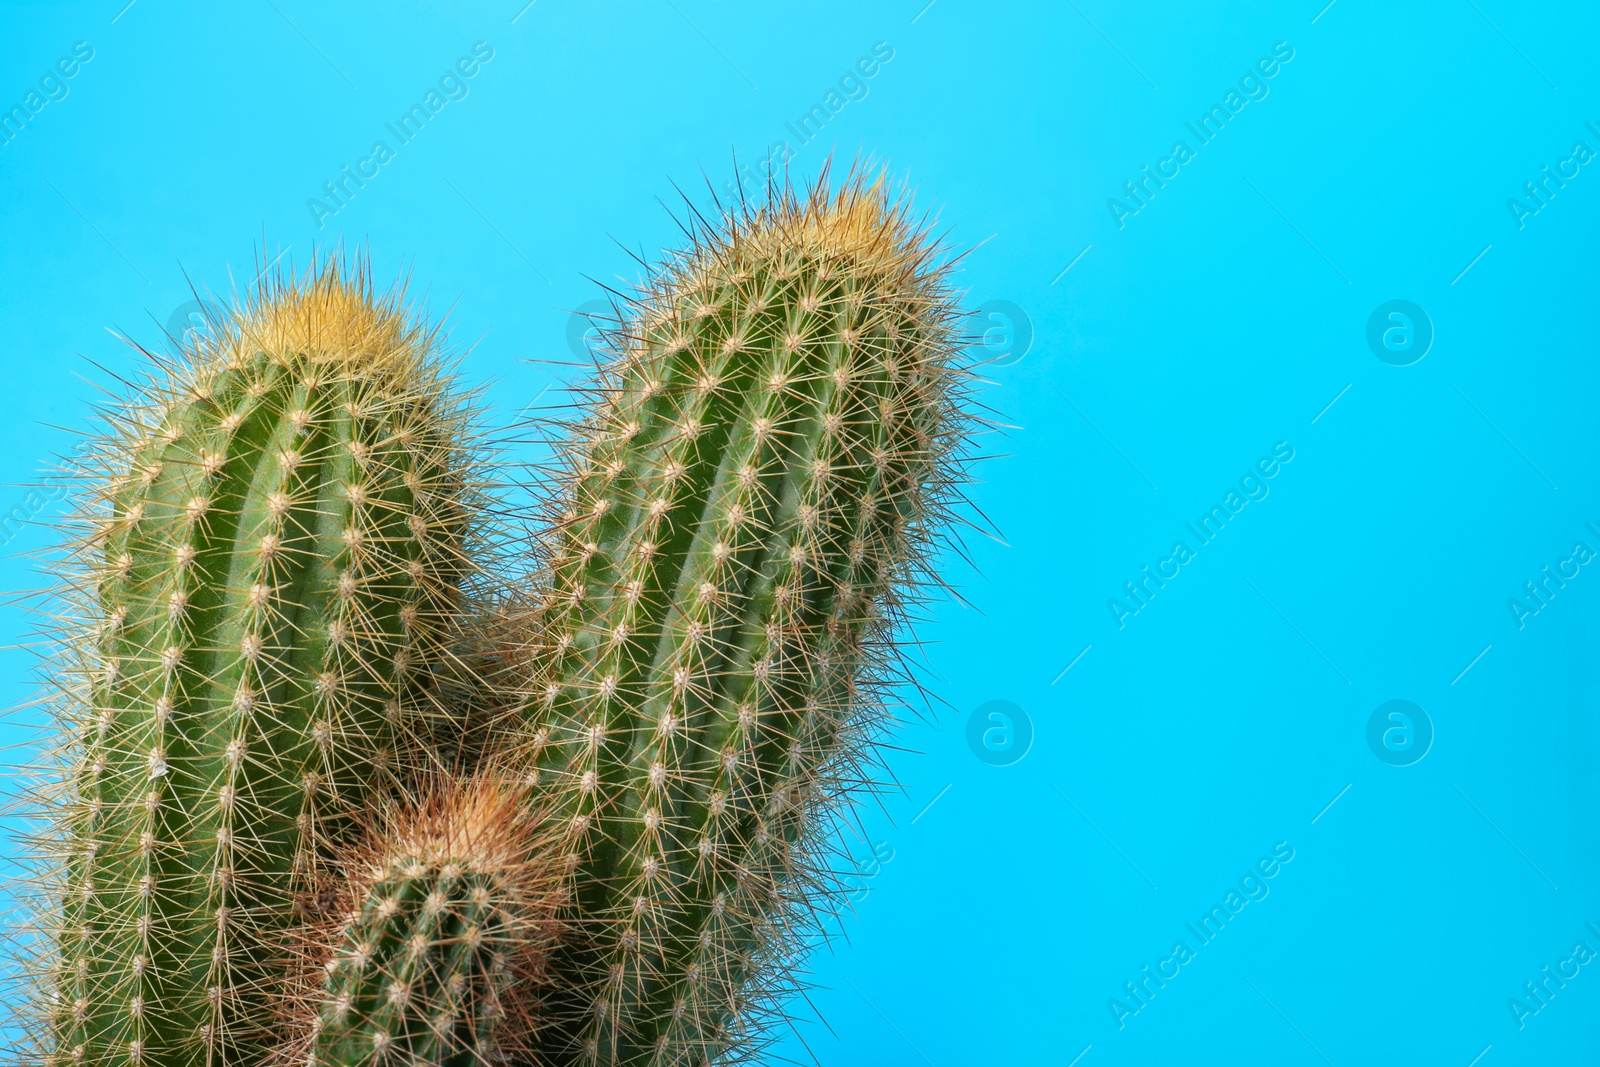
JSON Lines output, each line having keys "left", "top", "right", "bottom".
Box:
{"left": 508, "top": 171, "right": 974, "bottom": 1064}
{"left": 26, "top": 260, "right": 485, "bottom": 1067}
{"left": 287, "top": 776, "right": 563, "bottom": 1067}
{"left": 7, "top": 170, "right": 978, "bottom": 1067}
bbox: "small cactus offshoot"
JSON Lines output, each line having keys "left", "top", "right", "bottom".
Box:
{"left": 287, "top": 775, "right": 563, "bottom": 1067}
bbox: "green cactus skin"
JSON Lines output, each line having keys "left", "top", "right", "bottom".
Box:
{"left": 516, "top": 174, "right": 973, "bottom": 1065}
{"left": 36, "top": 264, "right": 482, "bottom": 1067}
{"left": 298, "top": 778, "right": 560, "bottom": 1067}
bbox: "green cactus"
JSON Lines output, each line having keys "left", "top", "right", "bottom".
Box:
{"left": 32, "top": 262, "right": 485, "bottom": 1067}
{"left": 293, "top": 776, "right": 562, "bottom": 1067}
{"left": 11, "top": 171, "right": 977, "bottom": 1067}
{"left": 508, "top": 172, "right": 974, "bottom": 1064}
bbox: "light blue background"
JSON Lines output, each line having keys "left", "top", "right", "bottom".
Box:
{"left": 3, "top": 1, "right": 1598, "bottom": 1063}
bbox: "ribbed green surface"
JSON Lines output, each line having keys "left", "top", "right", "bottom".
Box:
{"left": 311, "top": 860, "right": 511, "bottom": 1067}
{"left": 525, "top": 212, "right": 958, "bottom": 1063}
{"left": 56, "top": 349, "right": 470, "bottom": 1067}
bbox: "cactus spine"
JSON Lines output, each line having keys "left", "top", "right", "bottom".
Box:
{"left": 294, "top": 776, "right": 562, "bottom": 1067}
{"left": 516, "top": 173, "right": 972, "bottom": 1064}
{"left": 37, "top": 263, "right": 483, "bottom": 1067}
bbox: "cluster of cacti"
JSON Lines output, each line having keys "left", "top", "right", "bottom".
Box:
{"left": 12, "top": 169, "right": 975, "bottom": 1067}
